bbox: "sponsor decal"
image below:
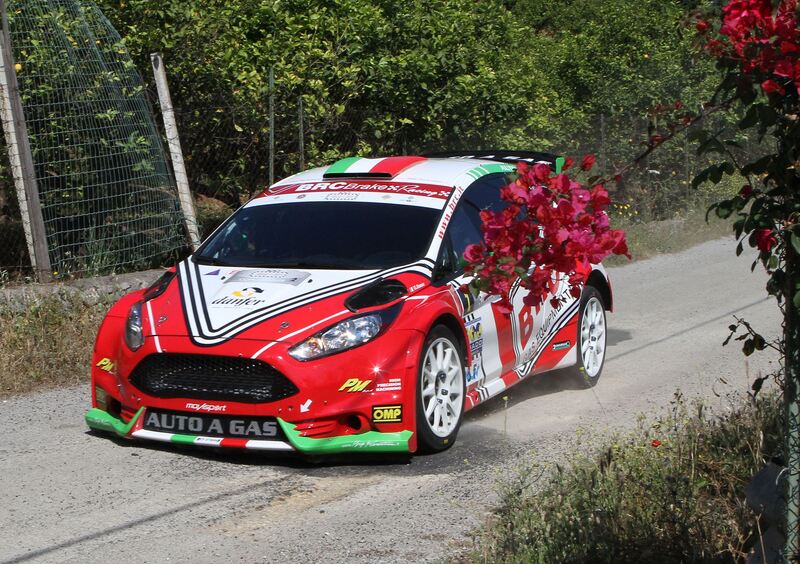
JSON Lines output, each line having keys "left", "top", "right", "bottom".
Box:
{"left": 351, "top": 439, "right": 402, "bottom": 449}
{"left": 96, "top": 357, "right": 115, "bottom": 373}
{"left": 325, "top": 192, "right": 358, "bottom": 201}
{"left": 338, "top": 378, "right": 372, "bottom": 393}
{"left": 144, "top": 411, "right": 278, "bottom": 438}
{"left": 465, "top": 363, "right": 481, "bottom": 384}
{"left": 372, "top": 405, "right": 403, "bottom": 423}
{"left": 466, "top": 318, "right": 483, "bottom": 356}
{"left": 552, "top": 340, "right": 571, "bottom": 351}
{"left": 288, "top": 181, "right": 448, "bottom": 199}
{"left": 211, "top": 286, "right": 266, "bottom": 307}
{"left": 185, "top": 402, "right": 228, "bottom": 412}
{"left": 375, "top": 378, "right": 402, "bottom": 392}
{"left": 436, "top": 184, "right": 466, "bottom": 239}
{"left": 408, "top": 282, "right": 425, "bottom": 293}
{"left": 225, "top": 268, "right": 310, "bottom": 286}
{"left": 205, "top": 269, "right": 221, "bottom": 276}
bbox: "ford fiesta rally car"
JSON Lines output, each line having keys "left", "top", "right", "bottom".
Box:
{"left": 85, "top": 152, "right": 612, "bottom": 455}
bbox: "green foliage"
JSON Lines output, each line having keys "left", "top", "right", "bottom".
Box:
{"left": 468, "top": 393, "right": 783, "bottom": 563}
{"left": 92, "top": 0, "right": 715, "bottom": 205}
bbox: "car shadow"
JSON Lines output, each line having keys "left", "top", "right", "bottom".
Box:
{"left": 85, "top": 429, "right": 413, "bottom": 469}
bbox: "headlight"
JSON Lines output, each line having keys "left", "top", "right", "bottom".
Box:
{"left": 288, "top": 306, "right": 400, "bottom": 361}
{"left": 125, "top": 302, "right": 144, "bottom": 351}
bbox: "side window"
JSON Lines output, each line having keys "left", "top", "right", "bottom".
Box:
{"left": 435, "top": 201, "right": 483, "bottom": 280}
{"left": 463, "top": 173, "right": 510, "bottom": 213}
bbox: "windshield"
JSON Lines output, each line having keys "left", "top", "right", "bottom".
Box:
{"left": 195, "top": 202, "right": 441, "bottom": 270}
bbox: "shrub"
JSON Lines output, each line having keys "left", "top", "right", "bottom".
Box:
{"left": 467, "top": 393, "right": 783, "bottom": 563}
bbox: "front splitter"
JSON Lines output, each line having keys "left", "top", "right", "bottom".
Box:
{"left": 85, "top": 408, "right": 412, "bottom": 454}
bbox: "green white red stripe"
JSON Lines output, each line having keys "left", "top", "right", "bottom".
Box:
{"left": 324, "top": 156, "right": 426, "bottom": 178}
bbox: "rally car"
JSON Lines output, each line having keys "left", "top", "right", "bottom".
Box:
{"left": 85, "top": 152, "right": 612, "bottom": 455}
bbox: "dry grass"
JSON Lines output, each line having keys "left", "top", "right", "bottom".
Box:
{"left": 462, "top": 392, "right": 783, "bottom": 563}
{"left": 606, "top": 207, "right": 733, "bottom": 267}
{"left": 0, "top": 296, "right": 108, "bottom": 397}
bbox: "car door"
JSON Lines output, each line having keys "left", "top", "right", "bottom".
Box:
{"left": 434, "top": 174, "right": 549, "bottom": 391}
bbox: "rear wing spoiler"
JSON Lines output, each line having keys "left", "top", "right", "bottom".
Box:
{"left": 422, "top": 150, "right": 565, "bottom": 174}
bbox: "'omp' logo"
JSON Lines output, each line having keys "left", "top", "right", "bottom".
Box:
{"left": 338, "top": 378, "right": 372, "bottom": 393}
{"left": 372, "top": 404, "right": 402, "bottom": 423}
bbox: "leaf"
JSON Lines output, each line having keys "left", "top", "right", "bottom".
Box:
{"left": 233, "top": 123, "right": 243, "bottom": 132}
{"left": 791, "top": 232, "right": 800, "bottom": 255}
{"left": 715, "top": 200, "right": 735, "bottom": 219}
{"left": 739, "top": 105, "right": 759, "bottom": 129}
{"left": 743, "top": 338, "right": 755, "bottom": 356}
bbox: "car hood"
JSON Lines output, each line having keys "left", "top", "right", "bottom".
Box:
{"left": 146, "top": 258, "right": 433, "bottom": 347}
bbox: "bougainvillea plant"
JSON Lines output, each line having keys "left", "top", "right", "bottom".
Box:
{"left": 462, "top": 157, "right": 630, "bottom": 313}
{"left": 692, "top": 2, "right": 800, "bottom": 557}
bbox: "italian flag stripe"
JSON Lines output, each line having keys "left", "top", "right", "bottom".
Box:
{"left": 325, "top": 156, "right": 362, "bottom": 174}
{"left": 465, "top": 162, "right": 515, "bottom": 180}
{"left": 325, "top": 156, "right": 427, "bottom": 178}
{"left": 369, "top": 155, "right": 425, "bottom": 176}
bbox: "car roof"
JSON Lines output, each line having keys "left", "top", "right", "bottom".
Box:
{"left": 265, "top": 156, "right": 518, "bottom": 194}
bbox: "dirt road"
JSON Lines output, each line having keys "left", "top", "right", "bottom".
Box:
{"left": 0, "top": 238, "right": 781, "bottom": 563}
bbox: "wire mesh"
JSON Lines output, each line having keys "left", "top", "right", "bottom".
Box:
{"left": 2, "top": 0, "right": 186, "bottom": 278}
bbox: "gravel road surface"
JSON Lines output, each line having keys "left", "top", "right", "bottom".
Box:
{"left": 0, "top": 238, "right": 781, "bottom": 563}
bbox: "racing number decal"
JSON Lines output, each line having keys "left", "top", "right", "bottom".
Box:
{"left": 490, "top": 301, "right": 517, "bottom": 373}
{"left": 518, "top": 307, "right": 534, "bottom": 352}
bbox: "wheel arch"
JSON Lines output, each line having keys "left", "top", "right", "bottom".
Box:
{"left": 587, "top": 269, "right": 613, "bottom": 312}
{"left": 430, "top": 313, "right": 468, "bottom": 362}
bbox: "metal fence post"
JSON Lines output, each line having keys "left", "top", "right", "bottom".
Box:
{"left": 269, "top": 66, "right": 275, "bottom": 186}
{"left": 150, "top": 52, "right": 200, "bottom": 250}
{"left": 0, "top": 0, "right": 50, "bottom": 281}
{"left": 298, "top": 95, "right": 304, "bottom": 172}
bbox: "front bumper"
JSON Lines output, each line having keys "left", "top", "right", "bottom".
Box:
{"left": 85, "top": 407, "right": 413, "bottom": 454}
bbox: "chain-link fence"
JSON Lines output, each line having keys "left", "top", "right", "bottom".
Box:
{"left": 0, "top": 0, "right": 187, "bottom": 281}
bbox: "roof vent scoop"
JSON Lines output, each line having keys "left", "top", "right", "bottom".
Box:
{"left": 345, "top": 278, "right": 408, "bottom": 312}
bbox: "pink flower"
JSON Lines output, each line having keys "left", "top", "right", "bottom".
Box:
{"left": 755, "top": 228, "right": 777, "bottom": 253}
{"left": 580, "top": 154, "right": 596, "bottom": 171}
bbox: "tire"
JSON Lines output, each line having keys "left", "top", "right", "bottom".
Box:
{"left": 570, "top": 286, "right": 608, "bottom": 388}
{"left": 416, "top": 325, "right": 466, "bottom": 453}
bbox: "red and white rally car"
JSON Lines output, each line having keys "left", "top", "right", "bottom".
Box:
{"left": 85, "top": 152, "right": 612, "bottom": 455}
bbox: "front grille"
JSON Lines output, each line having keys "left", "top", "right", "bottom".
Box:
{"left": 129, "top": 353, "right": 298, "bottom": 403}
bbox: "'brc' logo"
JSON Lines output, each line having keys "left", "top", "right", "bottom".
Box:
{"left": 372, "top": 405, "right": 403, "bottom": 423}
{"left": 338, "top": 378, "right": 372, "bottom": 393}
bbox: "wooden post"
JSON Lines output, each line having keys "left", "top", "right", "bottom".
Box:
{"left": 0, "top": 0, "right": 50, "bottom": 280}
{"left": 150, "top": 52, "right": 200, "bottom": 250}
{"left": 269, "top": 66, "right": 275, "bottom": 186}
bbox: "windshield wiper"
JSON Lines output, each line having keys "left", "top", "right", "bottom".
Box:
{"left": 193, "top": 255, "right": 234, "bottom": 267}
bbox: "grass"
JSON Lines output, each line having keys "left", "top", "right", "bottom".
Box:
{"left": 605, "top": 207, "right": 733, "bottom": 267}
{"left": 463, "top": 392, "right": 783, "bottom": 563}
{"left": 0, "top": 295, "right": 108, "bottom": 397}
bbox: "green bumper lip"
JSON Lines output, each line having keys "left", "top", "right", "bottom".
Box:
{"left": 85, "top": 407, "right": 143, "bottom": 436}
{"left": 85, "top": 408, "right": 412, "bottom": 454}
{"left": 276, "top": 418, "right": 412, "bottom": 454}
